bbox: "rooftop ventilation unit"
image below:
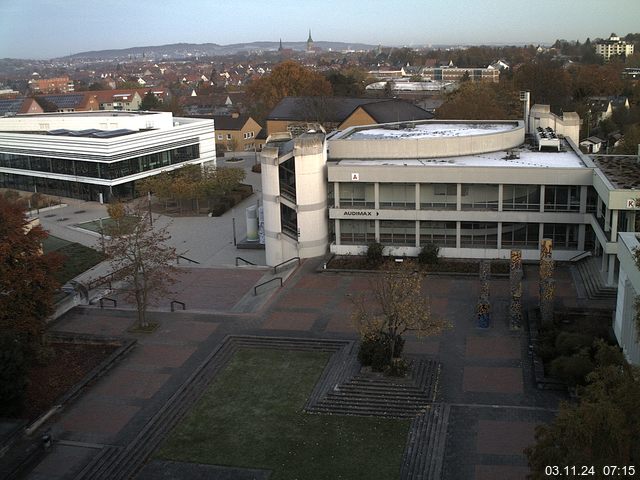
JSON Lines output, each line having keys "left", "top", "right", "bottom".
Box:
{"left": 535, "top": 126, "right": 560, "bottom": 151}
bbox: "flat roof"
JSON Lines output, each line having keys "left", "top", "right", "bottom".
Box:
{"left": 337, "top": 142, "right": 586, "bottom": 169}
{"left": 14, "top": 111, "right": 159, "bottom": 118}
{"left": 592, "top": 155, "right": 640, "bottom": 189}
{"left": 342, "top": 122, "right": 517, "bottom": 140}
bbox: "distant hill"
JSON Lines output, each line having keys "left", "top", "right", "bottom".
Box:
{"left": 59, "top": 41, "right": 379, "bottom": 60}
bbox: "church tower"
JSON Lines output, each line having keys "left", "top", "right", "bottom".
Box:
{"left": 306, "top": 29, "right": 314, "bottom": 52}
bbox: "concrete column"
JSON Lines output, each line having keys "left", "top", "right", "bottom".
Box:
{"left": 334, "top": 219, "right": 341, "bottom": 246}
{"left": 375, "top": 219, "right": 380, "bottom": 242}
{"left": 608, "top": 254, "right": 616, "bottom": 286}
{"left": 415, "top": 220, "right": 420, "bottom": 247}
{"left": 498, "top": 184, "right": 503, "bottom": 212}
{"left": 597, "top": 196, "right": 603, "bottom": 218}
{"left": 456, "top": 183, "right": 462, "bottom": 211}
{"left": 415, "top": 183, "right": 420, "bottom": 210}
{"left": 578, "top": 224, "right": 586, "bottom": 250}
{"left": 601, "top": 250, "right": 607, "bottom": 273}
{"left": 579, "top": 185, "right": 587, "bottom": 214}
{"left": 374, "top": 183, "right": 380, "bottom": 209}
{"left": 456, "top": 221, "right": 461, "bottom": 249}
{"left": 539, "top": 185, "right": 545, "bottom": 213}
{"left": 538, "top": 223, "right": 545, "bottom": 245}
{"left": 605, "top": 207, "right": 611, "bottom": 232}
{"left": 497, "top": 222, "right": 503, "bottom": 249}
{"left": 334, "top": 182, "right": 340, "bottom": 208}
{"left": 611, "top": 210, "right": 619, "bottom": 241}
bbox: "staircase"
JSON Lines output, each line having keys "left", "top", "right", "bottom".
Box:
{"left": 575, "top": 256, "right": 617, "bottom": 300}
{"left": 306, "top": 359, "right": 441, "bottom": 418}
{"left": 400, "top": 404, "right": 450, "bottom": 480}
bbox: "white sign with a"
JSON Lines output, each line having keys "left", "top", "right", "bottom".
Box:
{"left": 351, "top": 173, "right": 360, "bottom": 181}
{"left": 627, "top": 198, "right": 638, "bottom": 209}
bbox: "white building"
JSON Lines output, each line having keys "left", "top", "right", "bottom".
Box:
{"left": 261, "top": 106, "right": 638, "bottom": 286}
{"left": 614, "top": 232, "right": 640, "bottom": 365}
{"left": 595, "top": 33, "right": 634, "bottom": 61}
{"left": 0, "top": 111, "right": 215, "bottom": 202}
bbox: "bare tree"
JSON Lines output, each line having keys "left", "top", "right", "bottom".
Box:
{"left": 101, "top": 203, "right": 177, "bottom": 328}
{"left": 352, "top": 266, "right": 451, "bottom": 366}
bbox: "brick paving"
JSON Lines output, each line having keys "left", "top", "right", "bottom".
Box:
{"left": 475, "top": 420, "right": 538, "bottom": 455}
{"left": 90, "top": 370, "right": 170, "bottom": 399}
{"left": 262, "top": 310, "right": 318, "bottom": 331}
{"left": 23, "top": 260, "right": 590, "bottom": 480}
{"left": 465, "top": 336, "right": 521, "bottom": 359}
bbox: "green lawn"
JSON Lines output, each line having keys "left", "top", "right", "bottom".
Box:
{"left": 157, "top": 348, "right": 410, "bottom": 480}
{"left": 43, "top": 236, "right": 105, "bottom": 284}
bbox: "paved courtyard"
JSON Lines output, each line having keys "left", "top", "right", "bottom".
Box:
{"left": 18, "top": 254, "right": 605, "bottom": 480}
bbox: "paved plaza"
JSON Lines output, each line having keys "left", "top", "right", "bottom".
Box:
{"left": 20, "top": 252, "right": 609, "bottom": 480}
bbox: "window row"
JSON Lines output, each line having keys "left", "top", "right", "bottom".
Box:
{"left": 334, "top": 183, "right": 587, "bottom": 212}
{"left": 0, "top": 145, "right": 199, "bottom": 180}
{"left": 339, "top": 220, "right": 579, "bottom": 249}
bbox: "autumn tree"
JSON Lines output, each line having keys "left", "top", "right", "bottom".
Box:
{"left": 101, "top": 203, "right": 177, "bottom": 328}
{"left": 246, "top": 60, "right": 333, "bottom": 122}
{"left": 352, "top": 266, "right": 451, "bottom": 374}
{"left": 0, "top": 197, "right": 60, "bottom": 414}
{"left": 436, "top": 82, "right": 520, "bottom": 120}
{"left": 0, "top": 196, "right": 60, "bottom": 346}
{"left": 526, "top": 363, "right": 640, "bottom": 478}
{"left": 512, "top": 60, "right": 572, "bottom": 109}
{"left": 614, "top": 124, "right": 640, "bottom": 155}
{"left": 140, "top": 91, "right": 161, "bottom": 110}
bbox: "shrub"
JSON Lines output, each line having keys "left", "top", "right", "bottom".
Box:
{"left": 593, "top": 338, "right": 625, "bottom": 368}
{"left": 550, "top": 349, "right": 595, "bottom": 386}
{"left": 418, "top": 242, "right": 439, "bottom": 265}
{"left": 358, "top": 332, "right": 405, "bottom": 372}
{"left": 554, "top": 332, "right": 593, "bottom": 356}
{"left": 366, "top": 242, "right": 384, "bottom": 267}
{"left": 0, "top": 333, "right": 29, "bottom": 416}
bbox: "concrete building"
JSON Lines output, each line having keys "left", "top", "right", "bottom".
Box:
{"left": 614, "top": 232, "right": 640, "bottom": 365}
{"left": 0, "top": 111, "right": 215, "bottom": 202}
{"left": 595, "top": 33, "right": 634, "bottom": 61}
{"left": 259, "top": 104, "right": 639, "bottom": 295}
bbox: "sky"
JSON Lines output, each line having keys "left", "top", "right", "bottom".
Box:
{"left": 0, "top": 0, "right": 639, "bottom": 59}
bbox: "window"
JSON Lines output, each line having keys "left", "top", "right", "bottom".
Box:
{"left": 502, "top": 223, "right": 539, "bottom": 248}
{"left": 420, "top": 221, "right": 456, "bottom": 247}
{"left": 280, "top": 204, "right": 298, "bottom": 239}
{"left": 380, "top": 220, "right": 415, "bottom": 246}
{"left": 339, "top": 183, "right": 374, "bottom": 208}
{"left": 503, "top": 185, "right": 540, "bottom": 211}
{"left": 544, "top": 185, "right": 580, "bottom": 212}
{"left": 461, "top": 184, "right": 499, "bottom": 210}
{"left": 543, "top": 224, "right": 578, "bottom": 250}
{"left": 340, "top": 220, "right": 375, "bottom": 245}
{"left": 379, "top": 183, "right": 415, "bottom": 209}
{"left": 421, "top": 183, "right": 456, "bottom": 209}
{"left": 460, "top": 222, "right": 498, "bottom": 248}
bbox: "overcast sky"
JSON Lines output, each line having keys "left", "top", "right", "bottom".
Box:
{"left": 1, "top": 0, "right": 638, "bottom": 59}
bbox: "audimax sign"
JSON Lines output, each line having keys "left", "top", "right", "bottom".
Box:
{"left": 342, "top": 210, "right": 379, "bottom": 217}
